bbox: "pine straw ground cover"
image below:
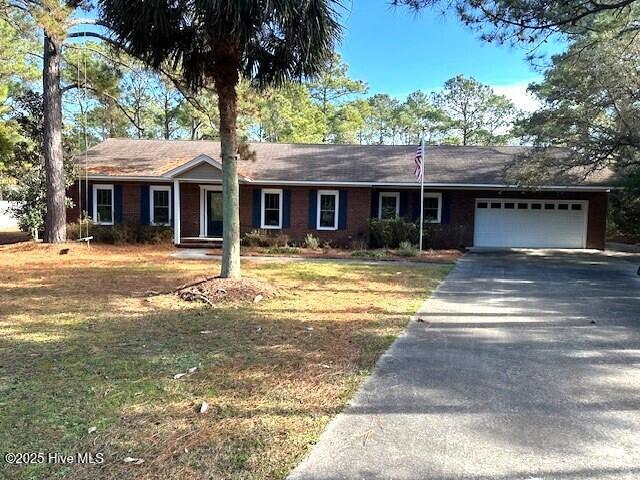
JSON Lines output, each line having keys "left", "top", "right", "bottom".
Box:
{"left": 0, "top": 243, "right": 452, "bottom": 480}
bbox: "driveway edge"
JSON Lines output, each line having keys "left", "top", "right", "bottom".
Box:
{"left": 287, "top": 254, "right": 466, "bottom": 480}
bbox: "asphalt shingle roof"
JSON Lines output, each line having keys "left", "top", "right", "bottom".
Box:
{"left": 77, "top": 138, "right": 616, "bottom": 186}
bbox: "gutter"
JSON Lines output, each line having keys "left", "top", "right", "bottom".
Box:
{"left": 82, "top": 175, "right": 612, "bottom": 192}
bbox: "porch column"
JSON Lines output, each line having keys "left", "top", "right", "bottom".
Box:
{"left": 173, "top": 180, "right": 181, "bottom": 245}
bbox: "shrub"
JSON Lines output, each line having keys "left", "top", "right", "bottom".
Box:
{"left": 369, "top": 218, "right": 419, "bottom": 248}
{"left": 303, "top": 233, "right": 320, "bottom": 250}
{"left": 65, "top": 221, "right": 85, "bottom": 241}
{"left": 7, "top": 158, "right": 76, "bottom": 239}
{"left": 351, "top": 249, "right": 386, "bottom": 258}
{"left": 111, "top": 223, "right": 138, "bottom": 244}
{"left": 350, "top": 239, "right": 368, "bottom": 251}
{"left": 242, "top": 229, "right": 289, "bottom": 247}
{"left": 66, "top": 221, "right": 173, "bottom": 244}
{"left": 396, "top": 241, "right": 418, "bottom": 257}
{"left": 243, "top": 229, "right": 268, "bottom": 247}
{"left": 139, "top": 225, "right": 174, "bottom": 244}
{"left": 262, "top": 246, "right": 300, "bottom": 255}
{"left": 610, "top": 171, "right": 640, "bottom": 240}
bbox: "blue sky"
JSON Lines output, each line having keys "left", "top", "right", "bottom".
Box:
{"left": 337, "top": 1, "right": 563, "bottom": 110}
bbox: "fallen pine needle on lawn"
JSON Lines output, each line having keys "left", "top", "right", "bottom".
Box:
{"left": 0, "top": 243, "right": 453, "bottom": 480}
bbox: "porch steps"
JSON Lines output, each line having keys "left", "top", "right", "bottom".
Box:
{"left": 176, "top": 237, "right": 223, "bottom": 249}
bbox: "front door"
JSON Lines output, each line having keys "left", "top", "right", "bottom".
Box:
{"left": 206, "top": 190, "right": 223, "bottom": 237}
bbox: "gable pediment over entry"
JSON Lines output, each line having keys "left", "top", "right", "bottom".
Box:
{"left": 164, "top": 154, "right": 223, "bottom": 181}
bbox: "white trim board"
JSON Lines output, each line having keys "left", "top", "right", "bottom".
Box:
{"left": 424, "top": 192, "right": 442, "bottom": 224}
{"left": 92, "top": 183, "right": 114, "bottom": 225}
{"left": 261, "top": 188, "right": 283, "bottom": 229}
{"left": 149, "top": 185, "right": 172, "bottom": 226}
{"left": 199, "top": 185, "right": 223, "bottom": 238}
{"left": 82, "top": 175, "right": 612, "bottom": 192}
{"left": 163, "top": 154, "right": 252, "bottom": 181}
{"left": 378, "top": 192, "right": 400, "bottom": 219}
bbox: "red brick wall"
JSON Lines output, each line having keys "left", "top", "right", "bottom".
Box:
{"left": 240, "top": 185, "right": 371, "bottom": 245}
{"left": 122, "top": 183, "right": 141, "bottom": 223}
{"left": 66, "top": 181, "right": 608, "bottom": 249}
{"left": 66, "top": 181, "right": 162, "bottom": 225}
{"left": 439, "top": 189, "right": 607, "bottom": 249}
{"left": 180, "top": 183, "right": 200, "bottom": 237}
{"left": 585, "top": 192, "right": 608, "bottom": 249}
{"left": 67, "top": 182, "right": 81, "bottom": 222}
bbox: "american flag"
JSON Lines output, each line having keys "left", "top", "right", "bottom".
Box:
{"left": 414, "top": 138, "right": 425, "bottom": 182}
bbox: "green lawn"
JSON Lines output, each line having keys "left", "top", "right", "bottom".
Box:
{"left": 0, "top": 243, "right": 452, "bottom": 480}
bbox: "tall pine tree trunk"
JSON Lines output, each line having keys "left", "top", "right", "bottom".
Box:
{"left": 215, "top": 68, "right": 241, "bottom": 279}
{"left": 42, "top": 33, "right": 66, "bottom": 243}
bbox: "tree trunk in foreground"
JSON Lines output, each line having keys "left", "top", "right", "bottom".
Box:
{"left": 43, "top": 33, "right": 66, "bottom": 243}
{"left": 216, "top": 73, "right": 241, "bottom": 279}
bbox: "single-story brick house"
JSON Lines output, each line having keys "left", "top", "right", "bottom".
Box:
{"left": 68, "top": 138, "right": 615, "bottom": 249}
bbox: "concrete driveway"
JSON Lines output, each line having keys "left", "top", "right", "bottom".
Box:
{"left": 289, "top": 250, "right": 640, "bottom": 480}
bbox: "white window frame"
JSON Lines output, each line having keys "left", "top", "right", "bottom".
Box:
{"left": 316, "top": 190, "right": 339, "bottom": 231}
{"left": 261, "top": 188, "right": 283, "bottom": 229}
{"left": 149, "top": 185, "right": 172, "bottom": 226}
{"left": 378, "top": 192, "right": 400, "bottom": 219}
{"left": 423, "top": 192, "right": 442, "bottom": 224}
{"left": 92, "top": 184, "right": 114, "bottom": 226}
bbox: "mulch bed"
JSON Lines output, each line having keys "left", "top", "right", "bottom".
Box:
{"left": 175, "top": 276, "right": 280, "bottom": 307}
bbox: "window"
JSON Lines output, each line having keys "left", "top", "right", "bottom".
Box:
{"left": 518, "top": 203, "right": 528, "bottom": 210}
{"left": 261, "top": 189, "right": 282, "bottom": 229}
{"left": 150, "top": 186, "right": 171, "bottom": 225}
{"left": 531, "top": 203, "right": 542, "bottom": 210}
{"left": 571, "top": 204, "right": 583, "bottom": 211}
{"left": 491, "top": 202, "right": 502, "bottom": 209}
{"left": 379, "top": 192, "right": 400, "bottom": 219}
{"left": 558, "top": 203, "right": 569, "bottom": 210}
{"left": 504, "top": 202, "right": 515, "bottom": 209}
{"left": 423, "top": 193, "right": 442, "bottom": 223}
{"left": 93, "top": 184, "right": 114, "bottom": 225}
{"left": 545, "top": 203, "right": 555, "bottom": 210}
{"left": 477, "top": 202, "right": 488, "bottom": 209}
{"left": 317, "top": 190, "right": 339, "bottom": 230}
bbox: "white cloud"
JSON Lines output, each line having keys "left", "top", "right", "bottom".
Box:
{"left": 492, "top": 83, "right": 542, "bottom": 113}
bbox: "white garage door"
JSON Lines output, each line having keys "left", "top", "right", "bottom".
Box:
{"left": 474, "top": 198, "right": 588, "bottom": 248}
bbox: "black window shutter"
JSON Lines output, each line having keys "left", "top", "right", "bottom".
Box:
{"left": 399, "top": 191, "right": 409, "bottom": 218}
{"left": 338, "top": 190, "right": 348, "bottom": 230}
{"left": 371, "top": 190, "right": 379, "bottom": 218}
{"left": 441, "top": 192, "right": 451, "bottom": 224}
{"left": 114, "top": 185, "right": 123, "bottom": 224}
{"left": 283, "top": 190, "right": 291, "bottom": 229}
{"left": 308, "top": 190, "right": 317, "bottom": 229}
{"left": 170, "top": 184, "right": 175, "bottom": 227}
{"left": 411, "top": 191, "right": 420, "bottom": 222}
{"left": 140, "top": 185, "right": 150, "bottom": 224}
{"left": 252, "top": 189, "right": 261, "bottom": 227}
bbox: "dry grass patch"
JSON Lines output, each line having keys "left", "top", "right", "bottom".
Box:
{"left": 0, "top": 242, "right": 453, "bottom": 480}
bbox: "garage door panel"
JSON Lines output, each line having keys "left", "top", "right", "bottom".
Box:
{"left": 474, "top": 199, "right": 587, "bottom": 249}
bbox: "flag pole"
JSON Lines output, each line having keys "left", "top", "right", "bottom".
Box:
{"left": 419, "top": 137, "right": 425, "bottom": 251}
